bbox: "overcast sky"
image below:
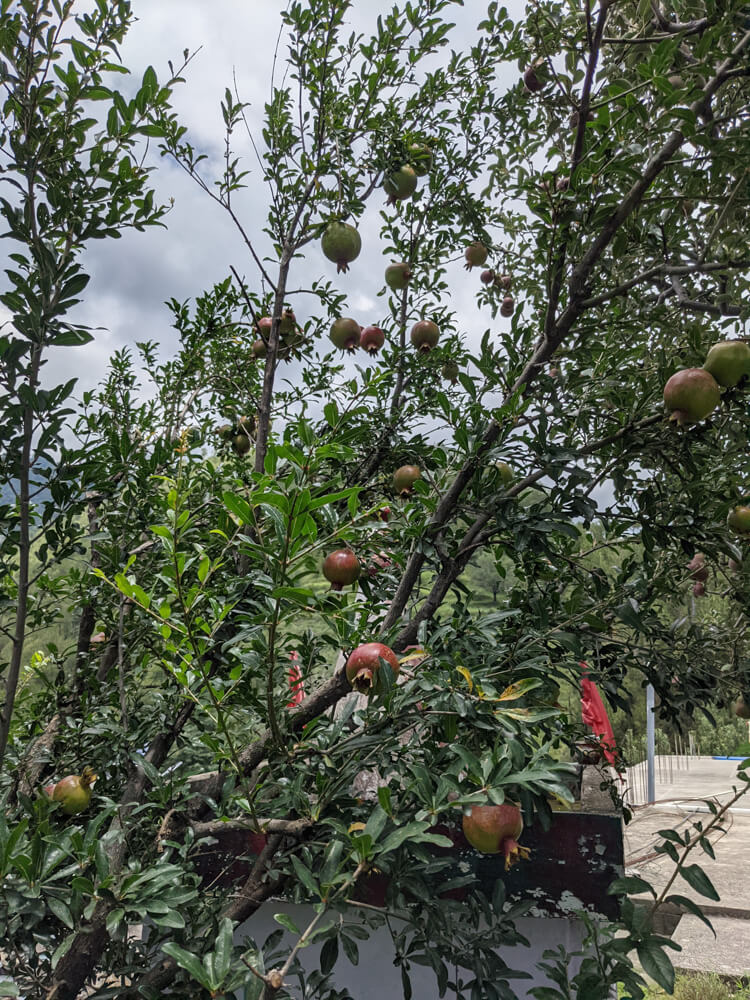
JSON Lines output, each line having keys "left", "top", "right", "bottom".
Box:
{"left": 26, "top": 0, "right": 524, "bottom": 400}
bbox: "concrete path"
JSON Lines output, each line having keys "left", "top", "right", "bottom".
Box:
{"left": 622, "top": 756, "right": 750, "bottom": 978}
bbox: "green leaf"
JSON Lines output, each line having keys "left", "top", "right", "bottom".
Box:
{"left": 289, "top": 855, "right": 320, "bottom": 898}
{"left": 273, "top": 912, "right": 301, "bottom": 935}
{"left": 378, "top": 820, "right": 430, "bottom": 854}
{"left": 223, "top": 491, "right": 253, "bottom": 523}
{"left": 679, "top": 864, "right": 719, "bottom": 900}
{"left": 161, "top": 943, "right": 211, "bottom": 988}
{"left": 320, "top": 935, "right": 338, "bottom": 974}
{"left": 608, "top": 876, "right": 655, "bottom": 897}
{"left": 664, "top": 894, "right": 715, "bottom": 934}
{"left": 637, "top": 938, "right": 675, "bottom": 993}
{"left": 47, "top": 896, "right": 74, "bottom": 929}
{"left": 214, "top": 917, "right": 234, "bottom": 983}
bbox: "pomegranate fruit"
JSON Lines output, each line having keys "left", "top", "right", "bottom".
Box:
{"left": 728, "top": 505, "right": 750, "bottom": 535}
{"left": 663, "top": 368, "right": 720, "bottom": 425}
{"left": 360, "top": 326, "right": 386, "bottom": 355}
{"left": 256, "top": 315, "right": 273, "bottom": 338}
{"left": 251, "top": 339, "right": 268, "bottom": 359}
{"left": 556, "top": 176, "right": 570, "bottom": 192}
{"left": 330, "top": 317, "right": 362, "bottom": 353}
{"left": 279, "top": 309, "right": 296, "bottom": 336}
{"left": 385, "top": 262, "right": 413, "bottom": 291}
{"left": 410, "top": 319, "right": 440, "bottom": 353}
{"left": 218, "top": 423, "right": 234, "bottom": 441}
{"left": 500, "top": 296, "right": 515, "bottom": 317}
{"left": 462, "top": 803, "right": 530, "bottom": 870}
{"left": 496, "top": 461, "right": 513, "bottom": 486}
{"left": 374, "top": 505, "right": 391, "bottom": 522}
{"left": 442, "top": 360, "right": 459, "bottom": 384}
{"left": 480, "top": 269, "right": 495, "bottom": 285}
{"left": 321, "top": 221, "right": 362, "bottom": 273}
{"left": 464, "top": 243, "right": 489, "bottom": 270}
{"left": 687, "top": 553, "right": 708, "bottom": 582}
{"left": 48, "top": 766, "right": 97, "bottom": 816}
{"left": 523, "top": 63, "right": 546, "bottom": 93}
{"left": 232, "top": 435, "right": 251, "bottom": 456}
{"left": 703, "top": 340, "right": 750, "bottom": 388}
{"left": 237, "top": 415, "right": 255, "bottom": 434}
{"left": 408, "top": 142, "right": 432, "bottom": 176}
{"left": 322, "top": 549, "right": 361, "bottom": 590}
{"left": 345, "top": 642, "right": 400, "bottom": 693}
{"left": 693, "top": 581, "right": 706, "bottom": 598}
{"left": 393, "top": 464, "right": 422, "bottom": 496}
{"left": 384, "top": 164, "right": 418, "bottom": 203}
{"left": 496, "top": 273, "right": 512, "bottom": 290}
{"left": 734, "top": 695, "right": 750, "bottom": 719}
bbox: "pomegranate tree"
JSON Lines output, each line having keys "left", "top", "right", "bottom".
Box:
{"left": 360, "top": 326, "right": 386, "bottom": 355}
{"left": 393, "top": 465, "right": 422, "bottom": 496}
{"left": 663, "top": 368, "right": 720, "bottom": 425}
{"left": 383, "top": 164, "right": 418, "bottom": 203}
{"left": 329, "top": 317, "right": 362, "bottom": 353}
{"left": 322, "top": 549, "right": 361, "bottom": 590}
{"left": 345, "top": 642, "right": 400, "bottom": 693}
{"left": 703, "top": 340, "right": 750, "bottom": 387}
{"left": 464, "top": 243, "right": 488, "bottom": 270}
{"left": 321, "top": 221, "right": 362, "bottom": 273}
{"left": 462, "top": 803, "right": 530, "bottom": 870}
{"left": 46, "top": 766, "right": 97, "bottom": 816}
{"left": 410, "top": 319, "right": 440, "bottom": 352}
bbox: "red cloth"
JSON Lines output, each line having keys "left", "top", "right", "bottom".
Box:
{"left": 580, "top": 661, "right": 618, "bottom": 767}
{"left": 287, "top": 652, "right": 305, "bottom": 708}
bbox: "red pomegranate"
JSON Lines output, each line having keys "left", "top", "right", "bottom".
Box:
{"left": 496, "top": 273, "right": 512, "bottom": 290}
{"left": 330, "top": 317, "right": 361, "bottom": 353}
{"left": 321, "top": 221, "right": 362, "bottom": 273}
{"left": 663, "top": 368, "right": 720, "bottom": 425}
{"left": 375, "top": 505, "right": 391, "bottom": 522}
{"left": 523, "top": 62, "right": 546, "bottom": 93}
{"left": 393, "top": 465, "right": 422, "bottom": 496}
{"left": 462, "top": 803, "right": 530, "bottom": 870}
{"left": 693, "top": 581, "right": 706, "bottom": 597}
{"left": 728, "top": 505, "right": 750, "bottom": 535}
{"left": 480, "top": 269, "right": 495, "bottom": 285}
{"left": 256, "top": 316, "right": 273, "bottom": 338}
{"left": 322, "top": 549, "right": 361, "bottom": 591}
{"left": 385, "top": 262, "right": 412, "bottom": 291}
{"left": 410, "top": 320, "right": 440, "bottom": 353}
{"left": 47, "top": 766, "right": 97, "bottom": 816}
{"left": 500, "top": 296, "right": 515, "bottom": 317}
{"left": 384, "top": 164, "right": 418, "bottom": 203}
{"left": 687, "top": 553, "right": 708, "bottom": 583}
{"left": 464, "top": 243, "right": 489, "bottom": 270}
{"left": 360, "top": 326, "right": 386, "bottom": 355}
{"left": 345, "top": 642, "right": 400, "bottom": 693}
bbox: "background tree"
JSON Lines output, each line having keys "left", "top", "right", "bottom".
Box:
{"left": 1, "top": 0, "right": 750, "bottom": 998}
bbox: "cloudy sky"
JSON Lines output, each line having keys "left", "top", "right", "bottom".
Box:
{"left": 31, "top": 0, "right": 524, "bottom": 398}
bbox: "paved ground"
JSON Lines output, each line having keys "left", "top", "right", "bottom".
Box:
{"left": 622, "top": 756, "right": 750, "bottom": 978}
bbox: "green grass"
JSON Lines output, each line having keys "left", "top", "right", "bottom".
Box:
{"left": 622, "top": 973, "right": 750, "bottom": 999}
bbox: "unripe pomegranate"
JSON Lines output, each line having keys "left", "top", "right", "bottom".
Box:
{"left": 393, "top": 464, "right": 422, "bottom": 496}
{"left": 663, "top": 368, "right": 720, "bottom": 425}
{"left": 703, "top": 340, "right": 750, "bottom": 388}
{"left": 384, "top": 164, "right": 418, "bottom": 203}
{"left": 442, "top": 360, "right": 459, "bottom": 384}
{"left": 496, "top": 461, "right": 513, "bottom": 486}
{"left": 345, "top": 642, "right": 400, "bottom": 693}
{"left": 322, "top": 549, "right": 361, "bottom": 591}
{"left": 218, "top": 423, "right": 234, "bottom": 441}
{"left": 237, "top": 415, "right": 255, "bottom": 434}
{"left": 496, "top": 273, "right": 512, "bottom": 290}
{"left": 480, "top": 269, "right": 495, "bottom": 285}
{"left": 728, "top": 505, "right": 750, "bottom": 535}
{"left": 462, "top": 803, "right": 530, "bottom": 870}
{"left": 410, "top": 320, "right": 440, "bottom": 353}
{"left": 232, "top": 434, "right": 251, "bottom": 456}
{"left": 500, "top": 296, "right": 515, "bottom": 317}
{"left": 385, "top": 262, "right": 412, "bottom": 291}
{"left": 251, "top": 339, "right": 268, "bottom": 359}
{"left": 523, "top": 63, "right": 546, "bottom": 93}
{"left": 693, "top": 581, "right": 706, "bottom": 597}
{"left": 330, "top": 317, "right": 362, "bottom": 353}
{"left": 321, "top": 221, "right": 362, "bottom": 273}
{"left": 464, "top": 243, "right": 489, "bottom": 270}
{"left": 279, "top": 309, "right": 296, "bottom": 337}
{"left": 734, "top": 695, "right": 750, "bottom": 719}
{"left": 360, "top": 326, "right": 386, "bottom": 355}
{"left": 48, "top": 766, "right": 97, "bottom": 816}
{"left": 687, "top": 553, "right": 708, "bottom": 583}
{"left": 408, "top": 142, "right": 432, "bottom": 177}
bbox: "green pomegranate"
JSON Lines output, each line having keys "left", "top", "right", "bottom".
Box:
{"left": 462, "top": 803, "right": 530, "bottom": 870}
{"left": 232, "top": 433, "right": 252, "bottom": 456}
{"left": 496, "top": 461, "right": 513, "bottom": 486}
{"left": 727, "top": 505, "right": 750, "bottom": 535}
{"left": 464, "top": 243, "right": 489, "bottom": 270}
{"left": 703, "top": 340, "right": 750, "bottom": 388}
{"left": 384, "top": 164, "right": 418, "bottom": 203}
{"left": 408, "top": 142, "right": 433, "bottom": 177}
{"left": 385, "top": 262, "right": 412, "bottom": 291}
{"left": 393, "top": 465, "right": 422, "bottom": 496}
{"left": 410, "top": 320, "right": 440, "bottom": 353}
{"left": 442, "top": 360, "right": 459, "bottom": 384}
{"left": 251, "top": 338, "right": 268, "bottom": 359}
{"left": 330, "top": 317, "right": 361, "bottom": 353}
{"left": 345, "top": 642, "right": 400, "bottom": 694}
{"left": 663, "top": 368, "right": 720, "bottom": 425}
{"left": 321, "top": 221, "right": 362, "bottom": 273}
{"left": 48, "top": 766, "right": 97, "bottom": 816}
